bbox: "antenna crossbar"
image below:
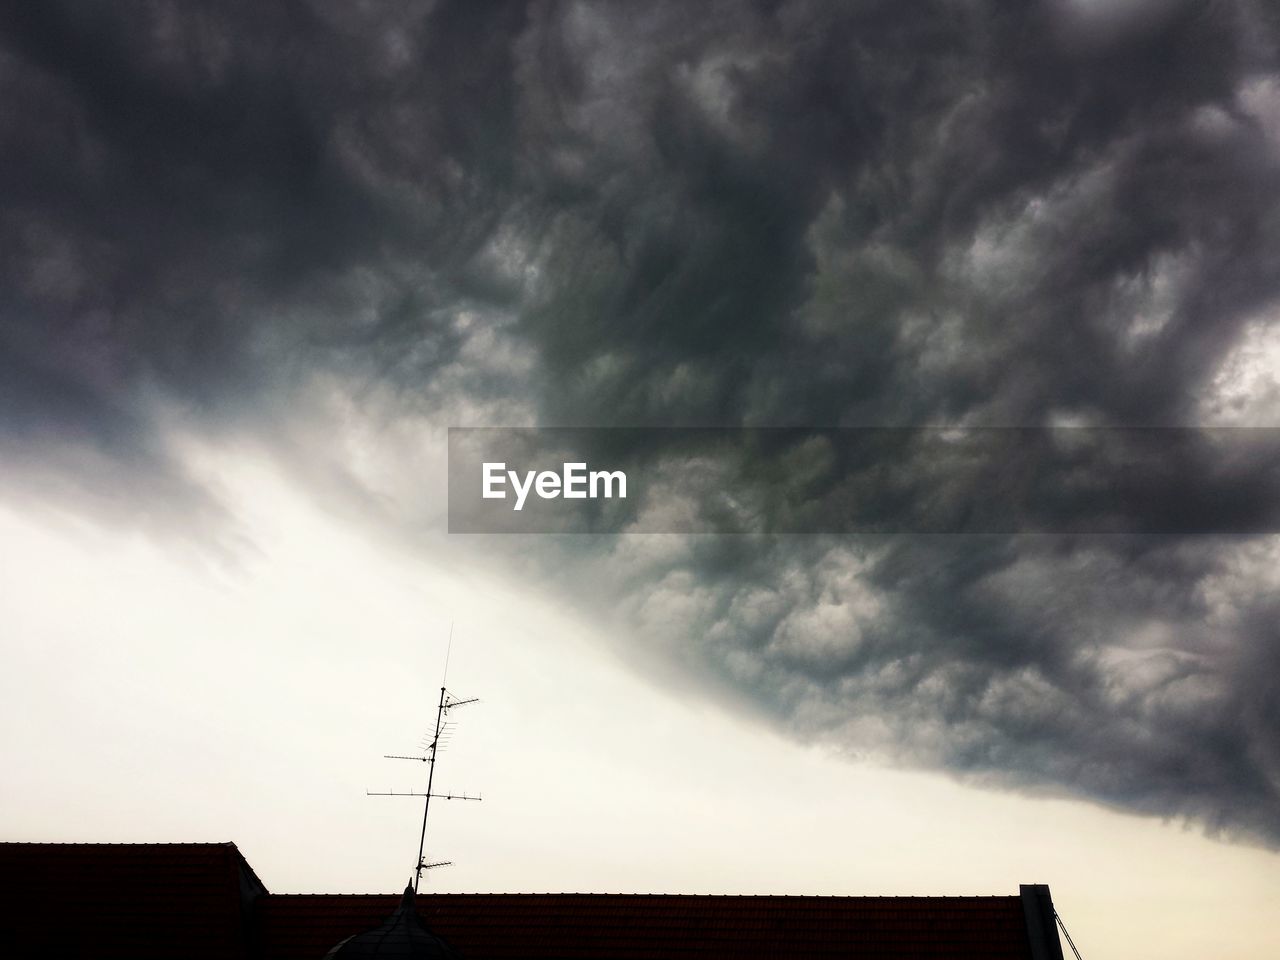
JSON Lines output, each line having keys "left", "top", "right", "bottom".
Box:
{"left": 366, "top": 635, "right": 484, "bottom": 895}
{"left": 366, "top": 790, "right": 483, "bottom": 801}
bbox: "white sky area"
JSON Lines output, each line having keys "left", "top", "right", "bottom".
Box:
{"left": 2, "top": 445, "right": 1278, "bottom": 960}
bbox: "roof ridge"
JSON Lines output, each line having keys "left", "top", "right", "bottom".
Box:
{"left": 261, "top": 891, "right": 1021, "bottom": 899}
{"left": 222, "top": 841, "right": 268, "bottom": 895}
{"left": 0, "top": 840, "right": 242, "bottom": 846}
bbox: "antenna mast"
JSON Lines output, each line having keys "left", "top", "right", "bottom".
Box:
{"left": 368, "top": 628, "right": 481, "bottom": 892}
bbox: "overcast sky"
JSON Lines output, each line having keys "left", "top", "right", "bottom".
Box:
{"left": 2, "top": 3, "right": 1279, "bottom": 959}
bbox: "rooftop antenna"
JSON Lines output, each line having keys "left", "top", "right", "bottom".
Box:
{"left": 368, "top": 622, "right": 482, "bottom": 892}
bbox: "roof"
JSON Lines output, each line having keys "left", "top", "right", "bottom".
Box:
{"left": 0, "top": 843, "right": 1055, "bottom": 959}
{"left": 257, "top": 892, "right": 1036, "bottom": 959}
{"left": 323, "top": 886, "right": 459, "bottom": 960}
{"left": 0, "top": 842, "right": 266, "bottom": 960}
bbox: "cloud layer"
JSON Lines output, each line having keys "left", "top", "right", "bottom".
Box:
{"left": 3, "top": 1, "right": 1279, "bottom": 843}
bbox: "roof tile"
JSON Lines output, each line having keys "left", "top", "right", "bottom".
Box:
{"left": 256, "top": 893, "right": 1032, "bottom": 959}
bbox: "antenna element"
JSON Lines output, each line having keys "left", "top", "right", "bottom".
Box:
{"left": 368, "top": 646, "right": 481, "bottom": 892}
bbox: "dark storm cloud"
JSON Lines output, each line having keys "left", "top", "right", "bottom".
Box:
{"left": 0, "top": 0, "right": 530, "bottom": 519}
{"left": 571, "top": 532, "right": 1280, "bottom": 842}
{"left": 3, "top": 1, "right": 1280, "bottom": 843}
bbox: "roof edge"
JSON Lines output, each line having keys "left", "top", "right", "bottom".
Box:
{"left": 1020, "top": 884, "right": 1066, "bottom": 960}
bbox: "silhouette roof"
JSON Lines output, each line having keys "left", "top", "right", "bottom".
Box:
{"left": 260, "top": 891, "right": 1034, "bottom": 959}
{"left": 0, "top": 842, "right": 266, "bottom": 959}
{"left": 0, "top": 843, "right": 1043, "bottom": 959}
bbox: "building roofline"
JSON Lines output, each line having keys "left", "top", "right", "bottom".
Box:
{"left": 0, "top": 840, "right": 269, "bottom": 895}
{"left": 1020, "top": 884, "right": 1066, "bottom": 960}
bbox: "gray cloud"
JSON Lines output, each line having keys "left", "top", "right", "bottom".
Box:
{"left": 3, "top": 1, "right": 1280, "bottom": 844}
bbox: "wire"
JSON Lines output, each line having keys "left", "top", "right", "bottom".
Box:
{"left": 1054, "top": 911, "right": 1085, "bottom": 960}
{"left": 441, "top": 621, "right": 454, "bottom": 686}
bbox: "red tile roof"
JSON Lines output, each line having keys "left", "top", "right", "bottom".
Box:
{"left": 0, "top": 842, "right": 265, "bottom": 960}
{"left": 256, "top": 892, "right": 1034, "bottom": 960}
{"left": 1, "top": 843, "right": 1039, "bottom": 959}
